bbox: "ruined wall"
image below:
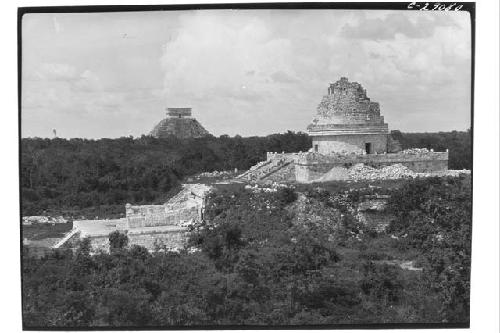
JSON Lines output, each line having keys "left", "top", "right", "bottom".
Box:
{"left": 84, "top": 228, "right": 187, "bottom": 253}
{"left": 295, "top": 151, "right": 449, "bottom": 182}
{"left": 309, "top": 78, "right": 389, "bottom": 131}
{"left": 126, "top": 206, "right": 200, "bottom": 228}
{"left": 125, "top": 184, "right": 209, "bottom": 228}
{"left": 311, "top": 134, "right": 388, "bottom": 154}
{"left": 315, "top": 77, "right": 384, "bottom": 124}
{"left": 306, "top": 78, "right": 390, "bottom": 155}
{"left": 128, "top": 229, "right": 187, "bottom": 251}
{"left": 126, "top": 204, "right": 167, "bottom": 228}
{"left": 56, "top": 184, "right": 211, "bottom": 252}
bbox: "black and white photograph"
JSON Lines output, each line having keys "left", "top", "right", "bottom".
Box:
{"left": 13, "top": 1, "right": 495, "bottom": 331}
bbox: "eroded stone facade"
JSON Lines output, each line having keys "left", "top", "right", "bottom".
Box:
{"left": 308, "top": 77, "right": 391, "bottom": 155}
{"left": 56, "top": 184, "right": 212, "bottom": 252}
{"left": 239, "top": 78, "right": 450, "bottom": 183}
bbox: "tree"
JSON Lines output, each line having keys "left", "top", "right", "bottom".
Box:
{"left": 109, "top": 231, "right": 128, "bottom": 252}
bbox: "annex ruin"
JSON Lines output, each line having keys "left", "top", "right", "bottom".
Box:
{"left": 53, "top": 184, "right": 212, "bottom": 252}
{"left": 149, "top": 107, "right": 211, "bottom": 139}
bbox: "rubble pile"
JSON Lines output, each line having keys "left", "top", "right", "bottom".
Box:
{"left": 244, "top": 182, "right": 291, "bottom": 193}
{"left": 401, "top": 148, "right": 431, "bottom": 155}
{"left": 194, "top": 170, "right": 237, "bottom": 179}
{"left": 416, "top": 169, "right": 471, "bottom": 178}
{"left": 348, "top": 163, "right": 415, "bottom": 181}
{"left": 22, "top": 216, "right": 67, "bottom": 225}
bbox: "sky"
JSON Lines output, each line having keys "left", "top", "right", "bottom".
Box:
{"left": 21, "top": 9, "right": 472, "bottom": 138}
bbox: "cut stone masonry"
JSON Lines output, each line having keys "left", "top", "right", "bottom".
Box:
{"left": 54, "top": 184, "right": 212, "bottom": 252}
{"left": 240, "top": 77, "right": 452, "bottom": 183}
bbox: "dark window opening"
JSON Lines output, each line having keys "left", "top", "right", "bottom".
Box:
{"left": 314, "top": 144, "right": 318, "bottom": 152}
{"left": 365, "top": 143, "right": 372, "bottom": 154}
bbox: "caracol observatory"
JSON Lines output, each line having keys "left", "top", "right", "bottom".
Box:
{"left": 308, "top": 77, "right": 400, "bottom": 155}
{"left": 238, "top": 77, "right": 449, "bottom": 183}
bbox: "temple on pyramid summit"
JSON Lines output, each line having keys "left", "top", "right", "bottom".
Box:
{"left": 149, "top": 107, "right": 210, "bottom": 139}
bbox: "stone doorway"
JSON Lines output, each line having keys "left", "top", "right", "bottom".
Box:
{"left": 365, "top": 142, "right": 372, "bottom": 154}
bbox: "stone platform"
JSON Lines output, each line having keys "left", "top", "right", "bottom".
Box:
{"left": 295, "top": 150, "right": 449, "bottom": 182}
{"left": 238, "top": 150, "right": 450, "bottom": 183}
{"left": 54, "top": 184, "right": 212, "bottom": 252}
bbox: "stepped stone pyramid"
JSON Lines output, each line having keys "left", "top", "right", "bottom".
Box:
{"left": 149, "top": 108, "right": 210, "bottom": 139}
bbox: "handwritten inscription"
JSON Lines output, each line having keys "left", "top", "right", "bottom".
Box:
{"left": 407, "top": 2, "right": 464, "bottom": 11}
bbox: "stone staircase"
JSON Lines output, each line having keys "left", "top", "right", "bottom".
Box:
{"left": 52, "top": 228, "right": 80, "bottom": 249}
{"left": 259, "top": 160, "right": 294, "bottom": 181}
{"left": 237, "top": 154, "right": 296, "bottom": 182}
{"left": 236, "top": 159, "right": 275, "bottom": 180}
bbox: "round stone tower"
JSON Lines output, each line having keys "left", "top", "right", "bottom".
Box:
{"left": 307, "top": 77, "right": 390, "bottom": 155}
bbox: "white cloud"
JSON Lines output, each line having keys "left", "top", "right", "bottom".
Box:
{"left": 21, "top": 10, "right": 472, "bottom": 138}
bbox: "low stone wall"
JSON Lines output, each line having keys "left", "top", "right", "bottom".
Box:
{"left": 126, "top": 204, "right": 166, "bottom": 228}
{"left": 295, "top": 151, "right": 448, "bottom": 182}
{"left": 125, "top": 200, "right": 202, "bottom": 228}
{"left": 311, "top": 133, "right": 388, "bottom": 155}
{"left": 128, "top": 229, "right": 187, "bottom": 251}
{"left": 82, "top": 228, "right": 187, "bottom": 253}
{"left": 56, "top": 184, "right": 211, "bottom": 251}
{"left": 266, "top": 152, "right": 300, "bottom": 161}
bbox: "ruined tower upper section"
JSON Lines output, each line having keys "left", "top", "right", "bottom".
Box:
{"left": 307, "top": 77, "right": 389, "bottom": 135}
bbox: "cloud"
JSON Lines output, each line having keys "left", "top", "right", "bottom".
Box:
{"left": 23, "top": 63, "right": 122, "bottom": 116}
{"left": 31, "top": 63, "right": 79, "bottom": 81}
{"left": 341, "top": 12, "right": 458, "bottom": 40}
{"left": 159, "top": 11, "right": 306, "bottom": 134}
{"left": 270, "top": 70, "right": 298, "bottom": 84}
{"left": 161, "top": 11, "right": 294, "bottom": 101}
{"left": 156, "top": 10, "right": 471, "bottom": 136}
{"left": 21, "top": 10, "right": 472, "bottom": 138}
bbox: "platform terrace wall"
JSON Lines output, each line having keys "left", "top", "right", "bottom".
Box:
{"left": 311, "top": 134, "right": 388, "bottom": 154}
{"left": 126, "top": 204, "right": 167, "bottom": 228}
{"left": 126, "top": 204, "right": 199, "bottom": 228}
{"left": 85, "top": 230, "right": 187, "bottom": 252}
{"left": 128, "top": 230, "right": 187, "bottom": 251}
{"left": 294, "top": 151, "right": 449, "bottom": 182}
